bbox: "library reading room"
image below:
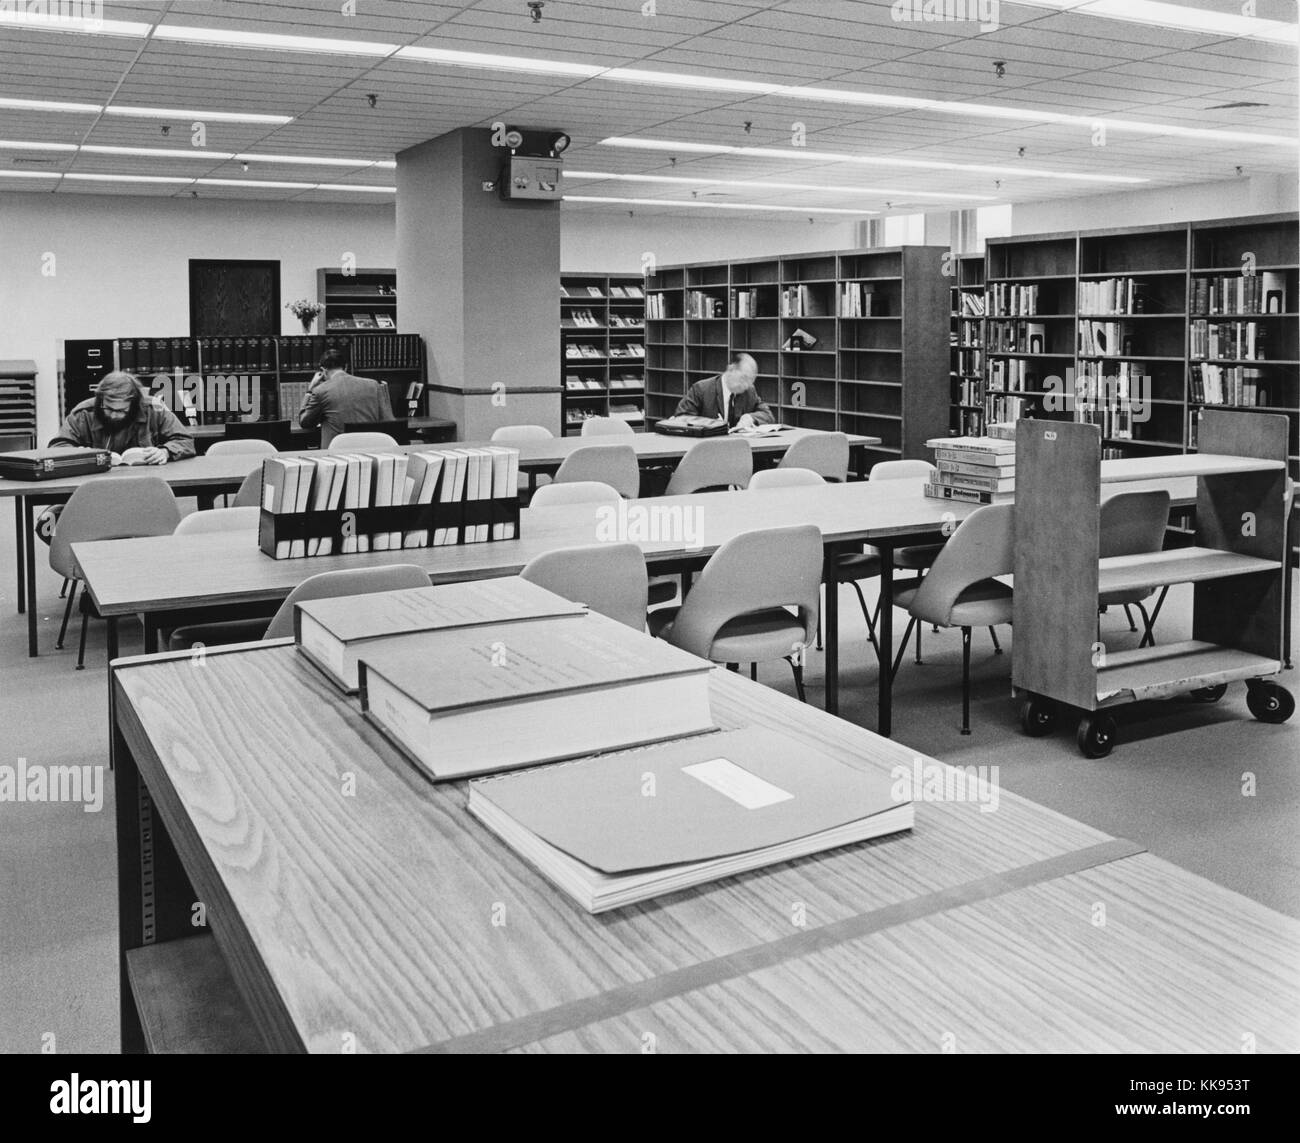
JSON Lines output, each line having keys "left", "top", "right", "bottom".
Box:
{"left": 1, "top": 0, "right": 1298, "bottom": 1092}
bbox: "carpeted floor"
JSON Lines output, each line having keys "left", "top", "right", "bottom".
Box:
{"left": 1, "top": 502, "right": 1296, "bottom": 1052}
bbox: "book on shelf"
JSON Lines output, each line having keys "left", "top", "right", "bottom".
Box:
{"left": 350, "top": 313, "right": 377, "bottom": 329}
{"left": 781, "top": 328, "right": 819, "bottom": 352}
{"left": 295, "top": 579, "right": 587, "bottom": 693}
{"left": 685, "top": 290, "right": 726, "bottom": 319}
{"left": 781, "top": 284, "right": 829, "bottom": 318}
{"left": 374, "top": 314, "right": 395, "bottom": 329}
{"left": 467, "top": 726, "right": 913, "bottom": 914}
{"left": 586, "top": 286, "right": 604, "bottom": 298}
{"left": 558, "top": 284, "right": 570, "bottom": 298}
{"left": 838, "top": 282, "right": 879, "bottom": 317}
{"left": 624, "top": 284, "right": 644, "bottom": 299}
{"left": 608, "top": 285, "right": 627, "bottom": 298}
{"left": 959, "top": 291, "right": 985, "bottom": 317}
{"left": 357, "top": 614, "right": 715, "bottom": 781}
{"left": 988, "top": 282, "right": 1039, "bottom": 317}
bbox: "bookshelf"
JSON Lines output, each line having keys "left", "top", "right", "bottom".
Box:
{"left": 560, "top": 272, "right": 646, "bottom": 436}
{"left": 317, "top": 267, "right": 398, "bottom": 332}
{"left": 978, "top": 213, "right": 1299, "bottom": 481}
{"left": 949, "top": 254, "right": 986, "bottom": 437}
{"left": 0, "top": 360, "right": 38, "bottom": 449}
{"left": 61, "top": 333, "right": 427, "bottom": 427}
{"left": 646, "top": 246, "right": 950, "bottom": 463}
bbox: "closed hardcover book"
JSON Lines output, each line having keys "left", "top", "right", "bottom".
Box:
{"left": 932, "top": 448, "right": 1016, "bottom": 468}
{"left": 295, "top": 578, "right": 587, "bottom": 693}
{"left": 926, "top": 435, "right": 1015, "bottom": 454}
{"left": 358, "top": 614, "right": 714, "bottom": 780}
{"left": 924, "top": 481, "right": 1012, "bottom": 504}
{"left": 935, "top": 469, "right": 1014, "bottom": 493}
{"left": 467, "top": 727, "right": 913, "bottom": 914}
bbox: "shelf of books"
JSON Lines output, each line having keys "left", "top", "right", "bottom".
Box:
{"left": 61, "top": 333, "right": 427, "bottom": 428}
{"left": 317, "top": 267, "right": 398, "bottom": 332}
{"left": 980, "top": 214, "right": 1298, "bottom": 482}
{"left": 560, "top": 273, "right": 646, "bottom": 436}
{"left": 645, "top": 246, "right": 950, "bottom": 463}
{"left": 949, "top": 253, "right": 986, "bottom": 437}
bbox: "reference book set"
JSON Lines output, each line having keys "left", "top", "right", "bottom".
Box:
{"left": 925, "top": 435, "right": 1015, "bottom": 503}
{"left": 257, "top": 447, "right": 520, "bottom": 559}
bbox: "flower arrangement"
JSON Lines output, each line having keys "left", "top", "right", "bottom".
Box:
{"left": 286, "top": 299, "right": 324, "bottom": 332}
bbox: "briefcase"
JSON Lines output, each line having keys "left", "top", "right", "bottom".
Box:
{"left": 0, "top": 447, "right": 111, "bottom": 481}
{"left": 654, "top": 415, "right": 728, "bottom": 438}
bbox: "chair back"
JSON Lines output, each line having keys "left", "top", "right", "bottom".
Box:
{"left": 749, "top": 467, "right": 824, "bottom": 490}
{"left": 207, "top": 438, "right": 277, "bottom": 458}
{"left": 530, "top": 480, "right": 621, "bottom": 508}
{"left": 492, "top": 424, "right": 553, "bottom": 442}
{"left": 330, "top": 431, "right": 400, "bottom": 452}
{"left": 224, "top": 419, "right": 292, "bottom": 452}
{"left": 580, "top": 417, "right": 634, "bottom": 437}
{"left": 174, "top": 506, "right": 260, "bottom": 536}
{"left": 344, "top": 418, "right": 408, "bottom": 445}
{"left": 1099, "top": 489, "right": 1170, "bottom": 558}
{"left": 909, "top": 503, "right": 1014, "bottom": 625}
{"left": 869, "top": 458, "right": 934, "bottom": 481}
{"left": 50, "top": 475, "right": 182, "bottom": 578}
{"left": 553, "top": 443, "right": 640, "bottom": 499}
{"left": 665, "top": 436, "right": 753, "bottom": 495}
{"left": 231, "top": 467, "right": 263, "bottom": 508}
{"left": 521, "top": 544, "right": 648, "bottom": 630}
{"left": 778, "top": 432, "right": 849, "bottom": 481}
{"left": 263, "top": 564, "right": 431, "bottom": 640}
{"left": 665, "top": 524, "right": 821, "bottom": 659}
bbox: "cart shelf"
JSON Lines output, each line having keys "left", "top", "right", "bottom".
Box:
{"left": 1097, "top": 547, "right": 1281, "bottom": 594}
{"left": 1096, "top": 642, "right": 1282, "bottom": 705}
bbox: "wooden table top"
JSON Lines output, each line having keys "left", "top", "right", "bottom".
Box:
{"left": 112, "top": 641, "right": 1300, "bottom": 1053}
{"left": 76, "top": 473, "right": 1200, "bottom": 617}
{"left": 0, "top": 427, "right": 879, "bottom": 499}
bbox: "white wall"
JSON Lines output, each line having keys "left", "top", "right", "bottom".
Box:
{"left": 0, "top": 192, "right": 395, "bottom": 440}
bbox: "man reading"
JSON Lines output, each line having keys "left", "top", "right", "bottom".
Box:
{"left": 674, "top": 352, "right": 774, "bottom": 430}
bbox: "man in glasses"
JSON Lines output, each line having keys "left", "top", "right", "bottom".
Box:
{"left": 50, "top": 371, "right": 195, "bottom": 464}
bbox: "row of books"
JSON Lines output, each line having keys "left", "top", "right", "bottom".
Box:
{"left": 955, "top": 317, "right": 982, "bottom": 346}
{"left": 954, "top": 378, "right": 982, "bottom": 406}
{"left": 988, "top": 357, "right": 1039, "bottom": 392}
{"left": 685, "top": 290, "right": 726, "bottom": 319}
{"left": 291, "top": 582, "right": 911, "bottom": 913}
{"left": 609, "top": 313, "right": 644, "bottom": 328}
{"left": 781, "top": 284, "right": 831, "bottom": 317}
{"left": 565, "top": 343, "right": 605, "bottom": 359}
{"left": 351, "top": 332, "right": 422, "bottom": 371}
{"left": 988, "top": 282, "right": 1040, "bottom": 316}
{"left": 565, "top": 343, "right": 644, "bottom": 359}
{"left": 559, "top": 284, "right": 645, "bottom": 299}
{"left": 1191, "top": 273, "right": 1286, "bottom": 316}
{"left": 609, "top": 343, "right": 645, "bottom": 358}
{"left": 326, "top": 282, "right": 395, "bottom": 296}
{"left": 326, "top": 313, "right": 395, "bottom": 330}
{"left": 838, "top": 283, "right": 882, "bottom": 317}
{"left": 563, "top": 309, "right": 603, "bottom": 328}
{"left": 1075, "top": 364, "right": 1142, "bottom": 440}
{"left": 646, "top": 293, "right": 673, "bottom": 320}
{"left": 1077, "top": 277, "right": 1147, "bottom": 315}
{"left": 1076, "top": 400, "right": 1135, "bottom": 442}
{"left": 259, "top": 446, "right": 520, "bottom": 558}
{"left": 112, "top": 334, "right": 421, "bottom": 375}
{"left": 924, "top": 434, "right": 1015, "bottom": 504}
{"left": 988, "top": 320, "right": 1047, "bottom": 354}
{"left": 277, "top": 381, "right": 309, "bottom": 428}
{"left": 986, "top": 393, "right": 1028, "bottom": 426}
{"left": 954, "top": 348, "right": 983, "bottom": 377}
{"left": 957, "top": 290, "right": 986, "bottom": 317}
{"left": 955, "top": 407, "right": 986, "bottom": 436}
{"left": 1189, "top": 319, "right": 1265, "bottom": 361}
{"left": 1077, "top": 320, "right": 1128, "bottom": 357}
{"left": 564, "top": 374, "right": 644, "bottom": 391}
{"left": 1191, "top": 364, "right": 1269, "bottom": 408}
{"left": 731, "top": 287, "right": 764, "bottom": 318}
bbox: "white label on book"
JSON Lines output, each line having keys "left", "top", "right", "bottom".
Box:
{"left": 681, "top": 758, "right": 793, "bottom": 810}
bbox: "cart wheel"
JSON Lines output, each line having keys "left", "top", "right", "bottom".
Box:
{"left": 1019, "top": 695, "right": 1058, "bottom": 737}
{"left": 1246, "top": 682, "right": 1295, "bottom": 725}
{"left": 1077, "top": 714, "right": 1117, "bottom": 759}
{"left": 1190, "top": 683, "right": 1229, "bottom": 703}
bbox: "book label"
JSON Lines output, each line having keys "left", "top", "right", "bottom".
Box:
{"left": 682, "top": 758, "right": 794, "bottom": 810}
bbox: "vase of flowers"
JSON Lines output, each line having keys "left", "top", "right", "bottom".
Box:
{"left": 286, "top": 299, "right": 324, "bottom": 334}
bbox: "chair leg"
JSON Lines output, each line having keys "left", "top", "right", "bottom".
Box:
{"left": 786, "top": 656, "right": 807, "bottom": 703}
{"left": 76, "top": 608, "right": 89, "bottom": 670}
{"left": 1138, "top": 587, "right": 1168, "bottom": 648}
{"left": 59, "top": 577, "right": 69, "bottom": 599}
{"left": 56, "top": 580, "right": 77, "bottom": 649}
{"left": 750, "top": 663, "right": 758, "bottom": 681}
{"left": 847, "top": 578, "right": 880, "bottom": 657}
{"left": 960, "top": 626, "right": 972, "bottom": 736}
{"left": 988, "top": 625, "right": 1002, "bottom": 654}
{"left": 914, "top": 617, "right": 923, "bottom": 665}
{"left": 815, "top": 591, "right": 823, "bottom": 651}
{"left": 891, "top": 616, "right": 918, "bottom": 681}
{"left": 1122, "top": 603, "right": 1137, "bottom": 632}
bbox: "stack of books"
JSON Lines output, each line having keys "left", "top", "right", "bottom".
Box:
{"left": 925, "top": 435, "right": 1015, "bottom": 504}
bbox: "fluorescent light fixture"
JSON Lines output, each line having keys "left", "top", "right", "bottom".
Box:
{"left": 600, "top": 137, "right": 1149, "bottom": 183}
{"left": 63, "top": 173, "right": 194, "bottom": 184}
{"left": 0, "top": 140, "right": 398, "bottom": 172}
{"left": 194, "top": 178, "right": 308, "bottom": 190}
{"left": 1011, "top": 0, "right": 1298, "bottom": 44}
{"left": 103, "top": 106, "right": 293, "bottom": 124}
{"left": 231, "top": 152, "right": 373, "bottom": 168}
{"left": 0, "top": 97, "right": 101, "bottom": 114}
{"left": 0, "top": 170, "right": 62, "bottom": 178}
{"left": 0, "top": 140, "right": 77, "bottom": 152}
{"left": 315, "top": 183, "right": 396, "bottom": 193}
{"left": 151, "top": 24, "right": 397, "bottom": 57}
{"left": 0, "top": 12, "right": 149, "bottom": 36}
{"left": 601, "top": 68, "right": 781, "bottom": 96}
{"left": 564, "top": 195, "right": 876, "bottom": 215}
{"left": 564, "top": 169, "right": 996, "bottom": 201}
{"left": 395, "top": 45, "right": 603, "bottom": 77}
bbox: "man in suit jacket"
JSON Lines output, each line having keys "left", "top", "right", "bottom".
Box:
{"left": 298, "top": 348, "right": 392, "bottom": 446}
{"left": 674, "top": 352, "right": 774, "bottom": 429}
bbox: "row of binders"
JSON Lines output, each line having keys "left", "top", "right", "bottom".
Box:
{"left": 292, "top": 578, "right": 912, "bottom": 913}
{"left": 925, "top": 435, "right": 1015, "bottom": 504}
{"left": 259, "top": 446, "right": 519, "bottom": 558}
{"left": 113, "top": 334, "right": 420, "bottom": 375}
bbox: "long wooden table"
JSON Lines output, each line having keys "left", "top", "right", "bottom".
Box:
{"left": 2, "top": 427, "right": 874, "bottom": 657}
{"left": 76, "top": 470, "right": 1201, "bottom": 736}
{"left": 111, "top": 639, "right": 1300, "bottom": 1053}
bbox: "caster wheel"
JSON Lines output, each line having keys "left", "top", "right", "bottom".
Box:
{"left": 1019, "top": 695, "right": 1058, "bottom": 737}
{"left": 1077, "top": 714, "right": 1117, "bottom": 759}
{"left": 1246, "top": 682, "right": 1295, "bottom": 725}
{"left": 1190, "top": 683, "right": 1229, "bottom": 703}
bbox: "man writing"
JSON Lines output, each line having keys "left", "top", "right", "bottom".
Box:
{"left": 50, "top": 371, "right": 195, "bottom": 464}
{"left": 298, "top": 348, "right": 392, "bottom": 447}
{"left": 674, "top": 352, "right": 775, "bottom": 430}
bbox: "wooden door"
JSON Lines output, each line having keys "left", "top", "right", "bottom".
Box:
{"left": 189, "top": 260, "right": 281, "bottom": 336}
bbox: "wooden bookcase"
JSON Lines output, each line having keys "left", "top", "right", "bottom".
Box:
{"left": 949, "top": 254, "right": 986, "bottom": 437}
{"left": 645, "top": 246, "right": 950, "bottom": 464}
{"left": 0, "top": 359, "right": 38, "bottom": 449}
{"left": 316, "top": 266, "right": 398, "bottom": 333}
{"left": 560, "top": 272, "right": 646, "bottom": 436}
{"left": 1012, "top": 411, "right": 1293, "bottom": 758}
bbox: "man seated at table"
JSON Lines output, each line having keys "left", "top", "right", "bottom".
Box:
{"left": 675, "top": 352, "right": 775, "bottom": 430}
{"left": 298, "top": 348, "right": 392, "bottom": 447}
{"left": 50, "top": 371, "right": 195, "bottom": 464}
